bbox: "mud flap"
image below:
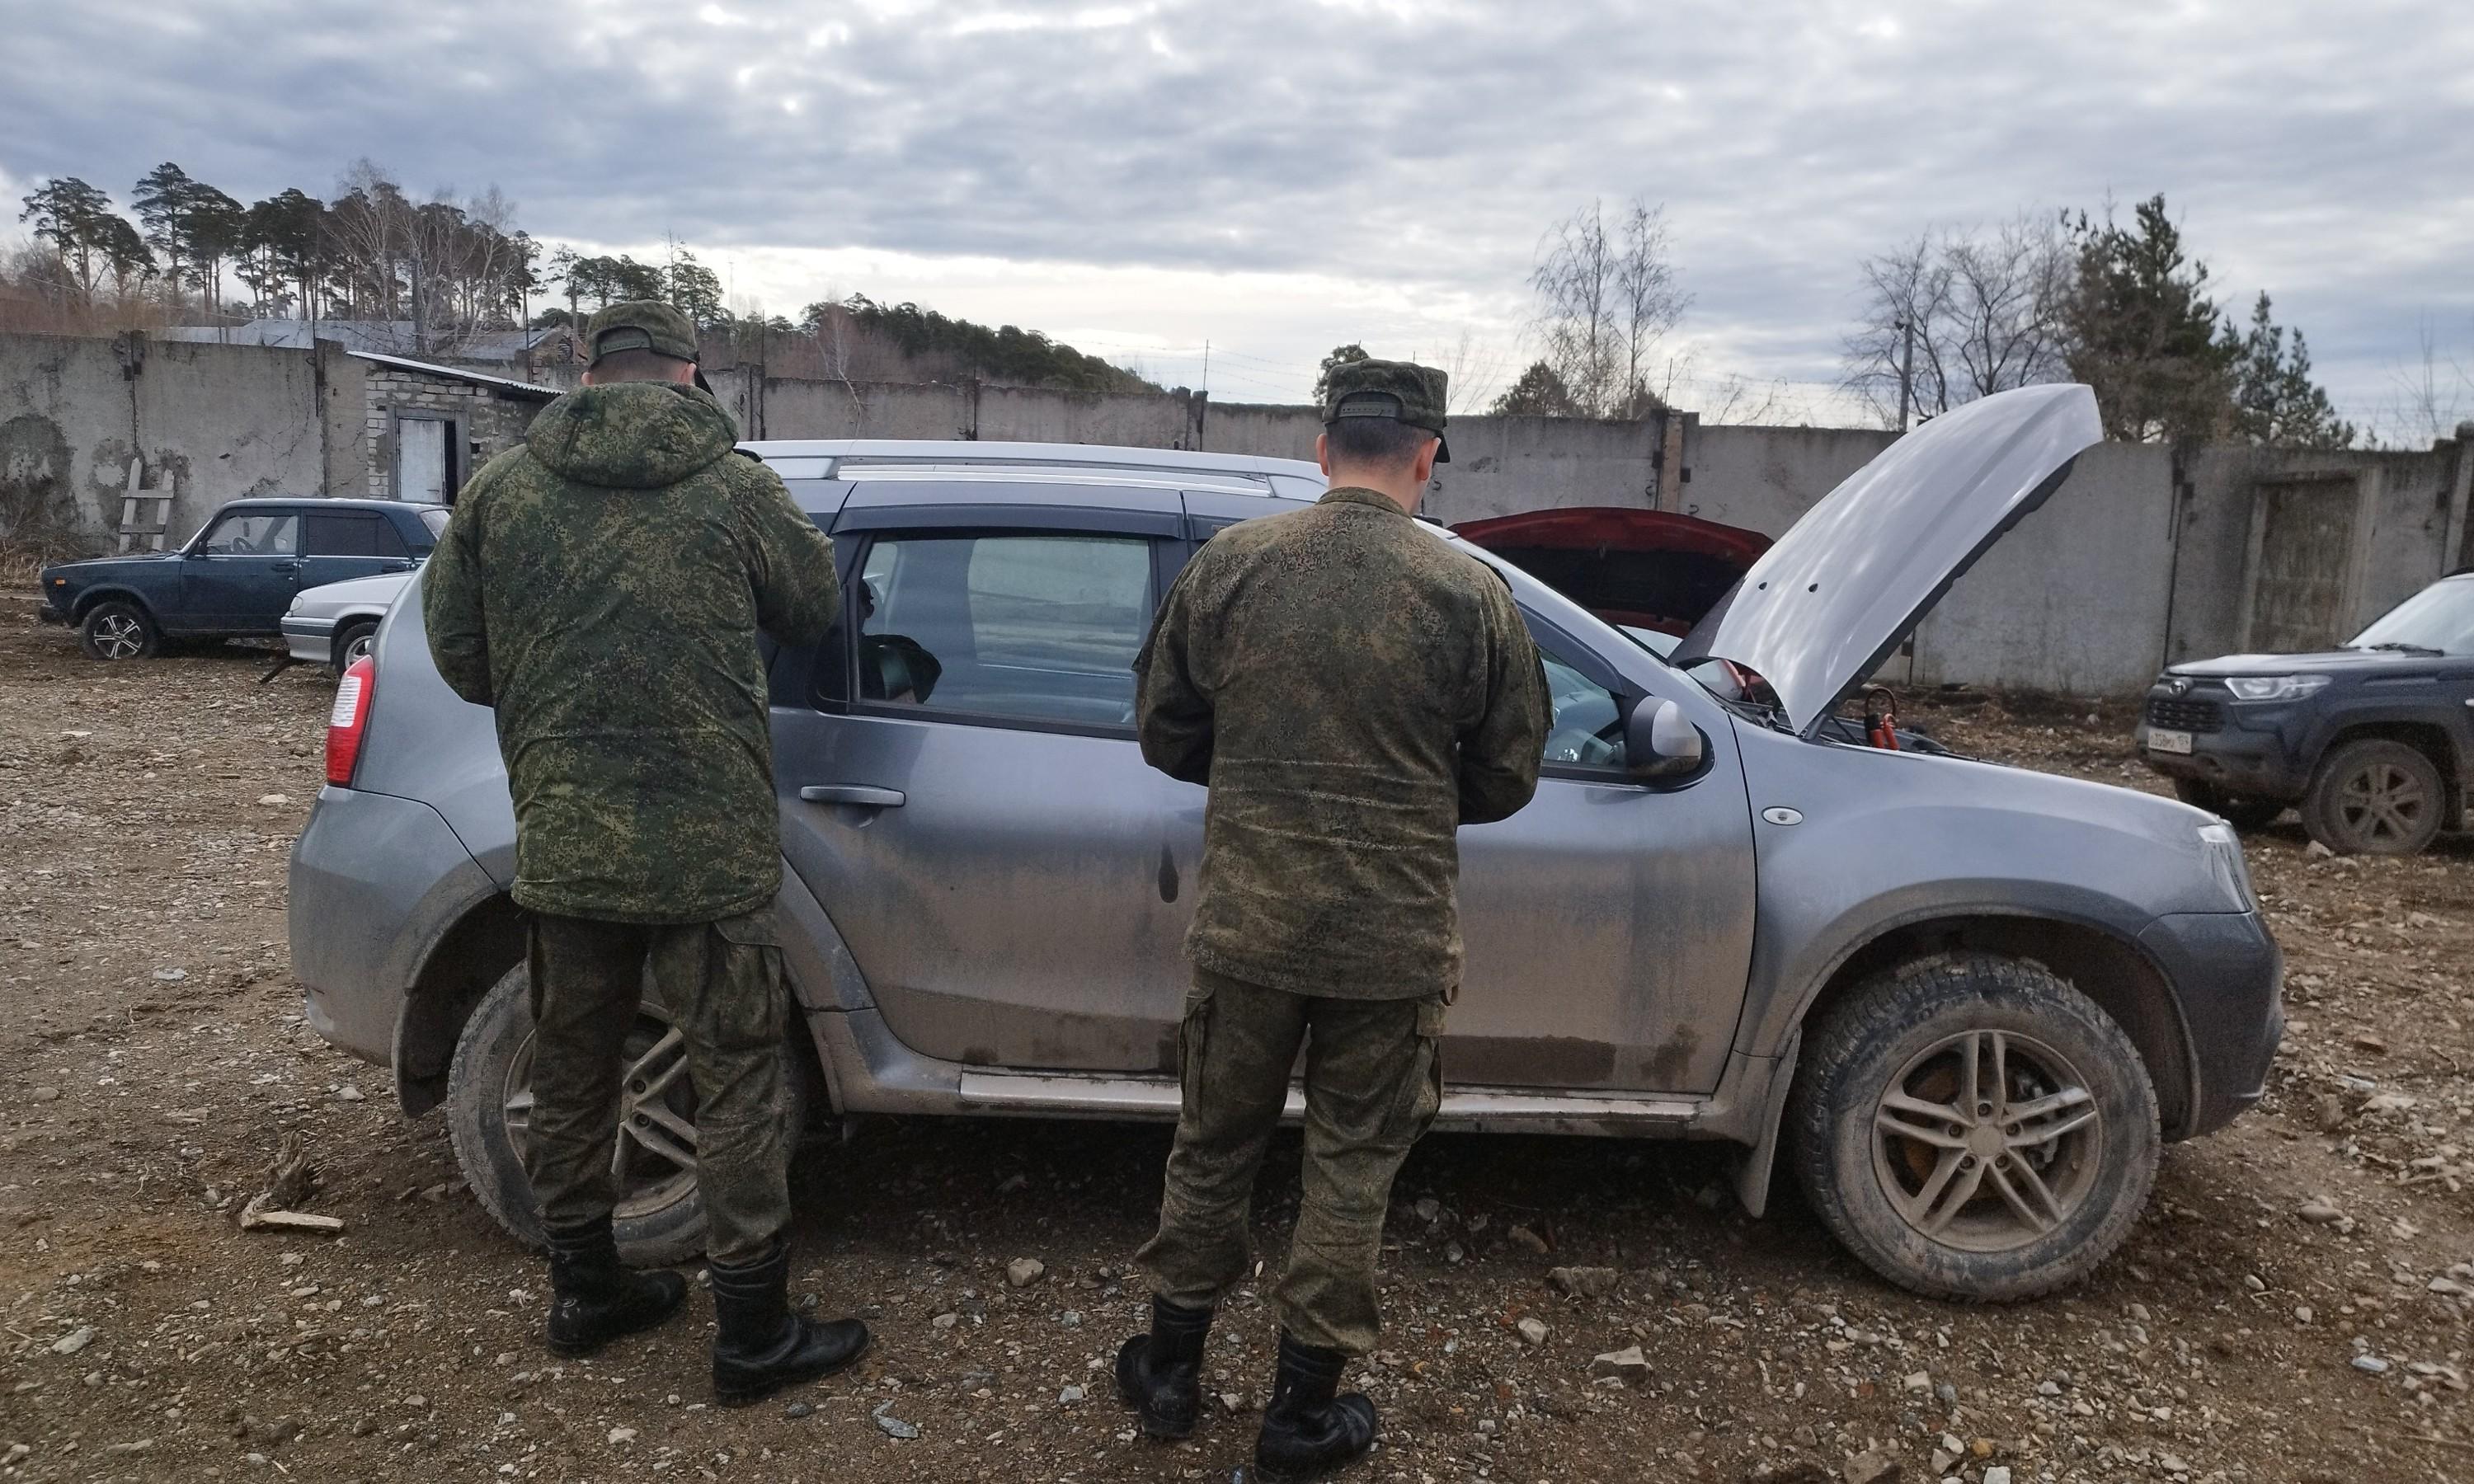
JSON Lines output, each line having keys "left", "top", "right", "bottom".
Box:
{"left": 1731, "top": 1027, "right": 1801, "bottom": 1219}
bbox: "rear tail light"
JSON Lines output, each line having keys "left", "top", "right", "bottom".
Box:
{"left": 326, "top": 655, "right": 375, "bottom": 787}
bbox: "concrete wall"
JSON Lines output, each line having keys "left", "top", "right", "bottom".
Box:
{"left": 0, "top": 331, "right": 359, "bottom": 550}
{"left": 1907, "top": 442, "right": 2180, "bottom": 693}
{"left": 2168, "top": 439, "right": 2474, "bottom": 662}
{"left": 1681, "top": 425, "right": 1891, "bottom": 532}
{"left": 13, "top": 328, "right": 2474, "bottom": 697}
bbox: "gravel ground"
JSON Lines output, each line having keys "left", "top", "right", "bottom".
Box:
{"left": 2, "top": 615, "right": 2470, "bottom": 1484}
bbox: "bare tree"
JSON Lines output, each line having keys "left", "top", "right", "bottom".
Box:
{"left": 1699, "top": 373, "right": 1794, "bottom": 426}
{"left": 2371, "top": 316, "right": 2474, "bottom": 448}
{"left": 1415, "top": 328, "right": 1510, "bottom": 415}
{"left": 1526, "top": 197, "right": 1690, "bottom": 418}
{"left": 325, "top": 158, "right": 406, "bottom": 322}
{"left": 1945, "top": 216, "right": 2071, "bottom": 404}
{"left": 1842, "top": 214, "right": 2067, "bottom": 428}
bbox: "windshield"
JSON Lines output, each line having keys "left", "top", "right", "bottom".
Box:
{"left": 1619, "top": 624, "right": 1681, "bottom": 660}
{"left": 2348, "top": 577, "right": 2474, "bottom": 655}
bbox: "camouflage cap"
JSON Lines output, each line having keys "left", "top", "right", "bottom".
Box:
{"left": 1324, "top": 358, "right": 1450, "bottom": 463}
{"left": 585, "top": 300, "right": 699, "bottom": 364}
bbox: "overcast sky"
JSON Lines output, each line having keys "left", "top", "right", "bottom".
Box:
{"left": 5, "top": 0, "right": 2470, "bottom": 434}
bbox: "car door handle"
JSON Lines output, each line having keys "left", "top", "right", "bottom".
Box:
{"left": 272, "top": 561, "right": 299, "bottom": 574}
{"left": 798, "top": 784, "right": 905, "bottom": 808}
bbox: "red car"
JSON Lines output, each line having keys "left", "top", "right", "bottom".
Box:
{"left": 1452, "top": 506, "right": 1771, "bottom": 645}
{"left": 1456, "top": 507, "right": 1944, "bottom": 753}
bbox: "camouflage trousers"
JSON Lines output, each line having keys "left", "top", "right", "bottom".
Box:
{"left": 1135, "top": 971, "right": 1446, "bottom": 1356}
{"left": 524, "top": 909, "right": 793, "bottom": 1266}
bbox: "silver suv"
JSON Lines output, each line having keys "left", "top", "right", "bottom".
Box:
{"left": 289, "top": 387, "right": 2282, "bottom": 1300}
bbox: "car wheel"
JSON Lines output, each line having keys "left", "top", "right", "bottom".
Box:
{"left": 78, "top": 600, "right": 159, "bottom": 661}
{"left": 444, "top": 965, "right": 806, "bottom": 1266}
{"left": 1789, "top": 952, "right": 2159, "bottom": 1302}
{"left": 2301, "top": 739, "right": 2445, "bottom": 856}
{"left": 332, "top": 620, "right": 378, "bottom": 673}
{"left": 2170, "top": 777, "right": 2284, "bottom": 831}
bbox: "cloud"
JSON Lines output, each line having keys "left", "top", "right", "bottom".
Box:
{"left": 2, "top": 0, "right": 2469, "bottom": 425}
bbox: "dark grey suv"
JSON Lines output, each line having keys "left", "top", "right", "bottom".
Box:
{"left": 2139, "top": 571, "right": 2474, "bottom": 855}
{"left": 289, "top": 387, "right": 2283, "bottom": 1300}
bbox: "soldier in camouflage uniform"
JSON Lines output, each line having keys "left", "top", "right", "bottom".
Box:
{"left": 1115, "top": 359, "right": 1551, "bottom": 1477}
{"left": 423, "top": 301, "right": 871, "bottom": 1406}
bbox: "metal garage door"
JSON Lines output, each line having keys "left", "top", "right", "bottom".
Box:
{"left": 2244, "top": 476, "right": 2357, "bottom": 653}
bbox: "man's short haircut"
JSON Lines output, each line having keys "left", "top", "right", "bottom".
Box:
{"left": 589, "top": 345, "right": 695, "bottom": 383}
{"left": 1324, "top": 413, "right": 1432, "bottom": 470}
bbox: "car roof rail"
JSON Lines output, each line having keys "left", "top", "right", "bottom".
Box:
{"left": 741, "top": 438, "right": 1321, "bottom": 486}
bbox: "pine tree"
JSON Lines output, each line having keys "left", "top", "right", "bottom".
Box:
{"left": 2058, "top": 195, "right": 2236, "bottom": 442}
{"left": 2223, "top": 292, "right": 2355, "bottom": 448}
{"left": 1491, "top": 360, "right": 1580, "bottom": 416}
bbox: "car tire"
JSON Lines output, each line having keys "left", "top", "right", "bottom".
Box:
{"left": 331, "top": 620, "right": 378, "bottom": 673}
{"left": 1788, "top": 951, "right": 2160, "bottom": 1302}
{"left": 78, "top": 600, "right": 159, "bottom": 661}
{"left": 444, "top": 964, "right": 807, "bottom": 1267}
{"left": 2170, "top": 778, "right": 2284, "bottom": 831}
{"left": 2301, "top": 739, "right": 2445, "bottom": 856}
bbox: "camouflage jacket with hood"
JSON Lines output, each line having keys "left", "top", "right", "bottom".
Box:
{"left": 423, "top": 381, "right": 840, "bottom": 924}
{"left": 1133, "top": 486, "right": 1551, "bottom": 999}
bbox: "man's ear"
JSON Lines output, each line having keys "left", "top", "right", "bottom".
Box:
{"left": 1315, "top": 431, "right": 1333, "bottom": 477}
{"left": 580, "top": 367, "right": 598, "bottom": 387}
{"left": 1413, "top": 436, "right": 1440, "bottom": 484}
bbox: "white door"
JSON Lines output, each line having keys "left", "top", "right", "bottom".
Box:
{"left": 397, "top": 419, "right": 449, "bottom": 503}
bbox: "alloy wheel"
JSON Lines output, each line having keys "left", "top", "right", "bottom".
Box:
{"left": 502, "top": 1007, "right": 701, "bottom": 1220}
{"left": 92, "top": 613, "right": 146, "bottom": 660}
{"left": 1870, "top": 1028, "right": 2102, "bottom": 1252}
{"left": 2334, "top": 761, "right": 2428, "bottom": 849}
{"left": 342, "top": 632, "right": 376, "bottom": 666}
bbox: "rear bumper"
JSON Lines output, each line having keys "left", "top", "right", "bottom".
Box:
{"left": 281, "top": 615, "right": 337, "bottom": 665}
{"left": 289, "top": 785, "right": 496, "bottom": 1066}
{"left": 2138, "top": 909, "right": 2284, "bottom": 1139}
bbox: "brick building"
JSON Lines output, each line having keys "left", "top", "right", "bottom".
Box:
{"left": 349, "top": 351, "right": 562, "bottom": 504}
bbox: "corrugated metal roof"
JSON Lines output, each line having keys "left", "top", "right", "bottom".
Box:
{"left": 347, "top": 350, "right": 562, "bottom": 399}
{"left": 158, "top": 320, "right": 566, "bottom": 361}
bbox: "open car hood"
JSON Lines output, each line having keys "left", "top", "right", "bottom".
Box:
{"left": 1670, "top": 383, "right": 2103, "bottom": 735}
{"left": 1450, "top": 508, "right": 1770, "bottom": 636}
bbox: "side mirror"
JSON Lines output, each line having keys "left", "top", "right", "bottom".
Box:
{"left": 1625, "top": 697, "right": 1705, "bottom": 779}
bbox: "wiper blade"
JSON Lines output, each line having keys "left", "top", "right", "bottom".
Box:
{"left": 2354, "top": 642, "right": 2445, "bottom": 655}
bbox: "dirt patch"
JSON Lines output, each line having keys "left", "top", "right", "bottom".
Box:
{"left": 2, "top": 636, "right": 2467, "bottom": 1483}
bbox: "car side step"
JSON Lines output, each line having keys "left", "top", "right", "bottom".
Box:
{"left": 953, "top": 1070, "right": 1701, "bottom": 1137}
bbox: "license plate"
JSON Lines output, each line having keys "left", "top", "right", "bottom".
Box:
{"left": 2147, "top": 729, "right": 2194, "bottom": 756}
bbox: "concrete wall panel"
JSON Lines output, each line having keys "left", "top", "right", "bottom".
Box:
{"left": 1683, "top": 425, "right": 1892, "bottom": 533}
{"left": 1907, "top": 441, "right": 2178, "bottom": 694}
{"left": 0, "top": 331, "right": 332, "bottom": 549}
{"left": 12, "top": 328, "right": 2474, "bottom": 697}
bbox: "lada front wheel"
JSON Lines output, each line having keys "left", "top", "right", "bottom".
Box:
{"left": 444, "top": 965, "right": 804, "bottom": 1266}
{"left": 1789, "top": 952, "right": 2160, "bottom": 1301}
{"left": 79, "top": 601, "right": 158, "bottom": 661}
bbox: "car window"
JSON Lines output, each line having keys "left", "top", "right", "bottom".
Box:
{"left": 1534, "top": 629, "right": 1628, "bottom": 770}
{"left": 200, "top": 511, "right": 299, "bottom": 556}
{"left": 419, "top": 509, "right": 451, "bottom": 539}
{"left": 855, "top": 533, "right": 1155, "bottom": 728}
{"left": 304, "top": 512, "right": 401, "bottom": 557}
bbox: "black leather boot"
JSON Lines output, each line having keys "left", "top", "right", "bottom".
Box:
{"left": 542, "top": 1216, "right": 689, "bottom": 1358}
{"left": 1113, "top": 1296, "right": 1213, "bottom": 1439}
{"left": 708, "top": 1238, "right": 871, "bottom": 1407}
{"left": 1254, "top": 1330, "right": 1377, "bottom": 1480}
